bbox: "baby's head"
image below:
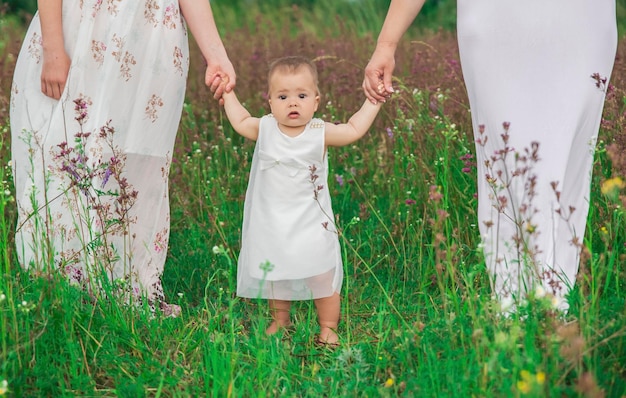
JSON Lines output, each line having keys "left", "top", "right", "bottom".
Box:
{"left": 267, "top": 56, "right": 320, "bottom": 97}
{"left": 266, "top": 56, "right": 321, "bottom": 132}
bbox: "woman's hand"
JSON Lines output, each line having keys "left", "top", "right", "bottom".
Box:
{"left": 205, "top": 53, "right": 236, "bottom": 104}
{"left": 40, "top": 48, "right": 70, "bottom": 100}
{"left": 362, "top": 44, "right": 396, "bottom": 104}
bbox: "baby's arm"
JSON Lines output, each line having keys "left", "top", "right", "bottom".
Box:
{"left": 324, "top": 100, "right": 382, "bottom": 147}
{"left": 222, "top": 89, "right": 260, "bottom": 141}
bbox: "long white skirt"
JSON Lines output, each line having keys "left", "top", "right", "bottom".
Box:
{"left": 457, "top": 0, "right": 617, "bottom": 309}
{"left": 10, "top": 1, "right": 189, "bottom": 305}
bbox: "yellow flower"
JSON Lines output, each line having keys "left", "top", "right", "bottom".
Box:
{"left": 601, "top": 177, "right": 624, "bottom": 196}
{"left": 516, "top": 380, "right": 531, "bottom": 394}
{"left": 384, "top": 378, "right": 394, "bottom": 388}
{"left": 536, "top": 372, "right": 546, "bottom": 385}
{"left": 0, "top": 380, "right": 8, "bottom": 396}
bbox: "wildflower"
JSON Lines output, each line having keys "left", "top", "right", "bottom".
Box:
{"left": 385, "top": 127, "right": 393, "bottom": 139}
{"left": 17, "top": 300, "right": 35, "bottom": 313}
{"left": 259, "top": 261, "right": 274, "bottom": 274}
{"left": 534, "top": 285, "right": 546, "bottom": 299}
{"left": 101, "top": 166, "right": 113, "bottom": 188}
{"left": 516, "top": 370, "right": 534, "bottom": 394}
{"left": 499, "top": 296, "right": 514, "bottom": 313}
{"left": 516, "top": 380, "right": 531, "bottom": 394}
{"left": 335, "top": 174, "right": 344, "bottom": 187}
{"left": 601, "top": 177, "right": 624, "bottom": 196}
{"left": 212, "top": 245, "right": 222, "bottom": 255}
{"left": 0, "top": 293, "right": 6, "bottom": 303}
{"left": 384, "top": 378, "right": 394, "bottom": 388}
{"left": 536, "top": 372, "right": 546, "bottom": 385}
{"left": 428, "top": 185, "right": 443, "bottom": 201}
{"left": 405, "top": 199, "right": 416, "bottom": 205}
{"left": 0, "top": 380, "right": 8, "bottom": 396}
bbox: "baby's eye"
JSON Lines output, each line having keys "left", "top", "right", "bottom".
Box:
{"left": 299, "top": 93, "right": 307, "bottom": 99}
{"left": 278, "top": 95, "right": 287, "bottom": 100}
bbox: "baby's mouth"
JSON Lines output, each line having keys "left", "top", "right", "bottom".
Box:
{"left": 288, "top": 111, "right": 300, "bottom": 118}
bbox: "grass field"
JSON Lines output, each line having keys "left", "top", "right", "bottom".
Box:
{"left": 1, "top": 3, "right": 626, "bottom": 397}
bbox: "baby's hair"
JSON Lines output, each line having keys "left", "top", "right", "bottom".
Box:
{"left": 267, "top": 56, "right": 319, "bottom": 88}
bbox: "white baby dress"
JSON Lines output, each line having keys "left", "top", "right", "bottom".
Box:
{"left": 237, "top": 115, "right": 343, "bottom": 300}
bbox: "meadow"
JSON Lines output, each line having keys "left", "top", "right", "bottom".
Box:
{"left": 1, "top": 2, "right": 626, "bottom": 396}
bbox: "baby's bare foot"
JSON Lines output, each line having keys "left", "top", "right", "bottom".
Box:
{"left": 265, "top": 320, "right": 291, "bottom": 335}
{"left": 316, "top": 327, "right": 339, "bottom": 347}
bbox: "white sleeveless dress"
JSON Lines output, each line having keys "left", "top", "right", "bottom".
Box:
{"left": 457, "top": 0, "right": 617, "bottom": 308}
{"left": 237, "top": 115, "right": 343, "bottom": 300}
{"left": 10, "top": 1, "right": 189, "bottom": 306}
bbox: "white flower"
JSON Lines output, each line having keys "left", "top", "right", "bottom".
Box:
{"left": 535, "top": 286, "right": 546, "bottom": 299}
{"left": 0, "top": 380, "right": 8, "bottom": 395}
{"left": 500, "top": 296, "right": 514, "bottom": 312}
{"left": 0, "top": 293, "right": 5, "bottom": 302}
{"left": 551, "top": 295, "right": 563, "bottom": 310}
{"left": 212, "top": 245, "right": 221, "bottom": 255}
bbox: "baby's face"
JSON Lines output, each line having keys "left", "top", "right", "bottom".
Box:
{"left": 268, "top": 68, "right": 320, "bottom": 135}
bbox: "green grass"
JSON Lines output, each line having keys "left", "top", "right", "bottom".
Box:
{"left": 1, "top": 5, "right": 626, "bottom": 397}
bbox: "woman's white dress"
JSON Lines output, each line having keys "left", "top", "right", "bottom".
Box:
{"left": 457, "top": 0, "right": 617, "bottom": 308}
{"left": 237, "top": 115, "right": 343, "bottom": 300}
{"left": 10, "top": 1, "right": 189, "bottom": 305}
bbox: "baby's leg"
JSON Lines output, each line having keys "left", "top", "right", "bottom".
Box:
{"left": 314, "top": 292, "right": 340, "bottom": 344}
{"left": 266, "top": 299, "right": 291, "bottom": 335}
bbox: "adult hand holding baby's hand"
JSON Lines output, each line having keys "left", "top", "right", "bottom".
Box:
{"left": 205, "top": 56, "right": 236, "bottom": 105}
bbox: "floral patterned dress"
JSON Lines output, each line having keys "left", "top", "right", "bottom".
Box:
{"left": 10, "top": 0, "right": 189, "bottom": 310}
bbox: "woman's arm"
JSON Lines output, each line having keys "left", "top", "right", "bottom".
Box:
{"left": 324, "top": 100, "right": 381, "bottom": 147}
{"left": 179, "top": 0, "right": 236, "bottom": 100}
{"left": 38, "top": 0, "right": 70, "bottom": 99}
{"left": 362, "top": 0, "right": 426, "bottom": 104}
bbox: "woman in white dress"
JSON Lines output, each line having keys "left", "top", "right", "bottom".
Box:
{"left": 363, "top": 0, "right": 617, "bottom": 311}
{"left": 10, "top": 0, "right": 235, "bottom": 315}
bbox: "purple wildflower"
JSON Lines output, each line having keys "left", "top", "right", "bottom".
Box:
{"left": 335, "top": 174, "right": 344, "bottom": 187}
{"left": 102, "top": 167, "right": 113, "bottom": 188}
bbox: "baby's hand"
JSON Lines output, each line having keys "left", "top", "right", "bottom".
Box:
{"left": 217, "top": 75, "right": 232, "bottom": 106}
